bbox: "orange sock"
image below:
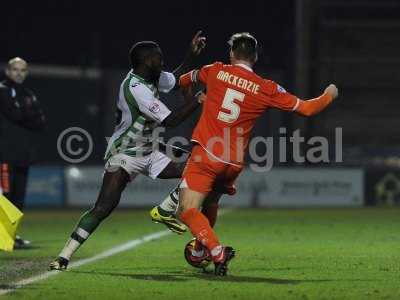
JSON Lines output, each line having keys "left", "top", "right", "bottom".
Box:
{"left": 194, "top": 203, "right": 219, "bottom": 251}
{"left": 180, "top": 208, "right": 220, "bottom": 251}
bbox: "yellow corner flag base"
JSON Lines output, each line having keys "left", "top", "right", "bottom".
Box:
{"left": 0, "top": 195, "right": 24, "bottom": 252}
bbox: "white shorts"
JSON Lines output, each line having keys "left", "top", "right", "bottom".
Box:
{"left": 105, "top": 151, "right": 171, "bottom": 180}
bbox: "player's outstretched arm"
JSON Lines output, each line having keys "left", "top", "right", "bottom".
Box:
{"left": 172, "top": 30, "right": 206, "bottom": 88}
{"left": 163, "top": 87, "right": 202, "bottom": 127}
{"left": 296, "top": 84, "right": 339, "bottom": 117}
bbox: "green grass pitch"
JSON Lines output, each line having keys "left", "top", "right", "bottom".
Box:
{"left": 1, "top": 208, "right": 399, "bottom": 299}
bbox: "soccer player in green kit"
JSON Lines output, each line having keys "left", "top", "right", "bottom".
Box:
{"left": 50, "top": 32, "right": 206, "bottom": 270}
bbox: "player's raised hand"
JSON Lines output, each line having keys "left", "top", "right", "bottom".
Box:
{"left": 196, "top": 92, "right": 206, "bottom": 104}
{"left": 190, "top": 30, "right": 206, "bottom": 56}
{"left": 324, "top": 84, "right": 339, "bottom": 100}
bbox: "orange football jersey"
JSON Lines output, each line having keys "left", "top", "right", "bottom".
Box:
{"left": 180, "top": 62, "right": 299, "bottom": 166}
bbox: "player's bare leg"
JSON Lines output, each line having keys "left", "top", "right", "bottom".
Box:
{"left": 178, "top": 187, "right": 235, "bottom": 276}
{"left": 49, "top": 168, "right": 130, "bottom": 270}
{"left": 150, "top": 161, "right": 188, "bottom": 234}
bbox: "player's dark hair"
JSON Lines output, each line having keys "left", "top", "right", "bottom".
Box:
{"left": 228, "top": 32, "right": 258, "bottom": 62}
{"left": 129, "top": 41, "right": 160, "bottom": 68}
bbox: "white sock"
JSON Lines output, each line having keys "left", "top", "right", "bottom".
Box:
{"left": 159, "top": 186, "right": 179, "bottom": 213}
{"left": 59, "top": 238, "right": 81, "bottom": 261}
{"left": 59, "top": 227, "right": 90, "bottom": 260}
{"left": 211, "top": 245, "right": 223, "bottom": 257}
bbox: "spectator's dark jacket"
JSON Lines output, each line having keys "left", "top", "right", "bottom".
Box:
{"left": 0, "top": 78, "right": 46, "bottom": 165}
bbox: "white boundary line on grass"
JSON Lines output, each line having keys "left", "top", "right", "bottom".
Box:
{"left": 0, "top": 209, "right": 232, "bottom": 296}
{"left": 0, "top": 230, "right": 171, "bottom": 296}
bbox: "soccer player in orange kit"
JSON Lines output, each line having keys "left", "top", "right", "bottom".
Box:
{"left": 177, "top": 32, "right": 339, "bottom": 276}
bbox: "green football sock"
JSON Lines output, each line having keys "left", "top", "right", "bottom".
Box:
{"left": 59, "top": 210, "right": 101, "bottom": 260}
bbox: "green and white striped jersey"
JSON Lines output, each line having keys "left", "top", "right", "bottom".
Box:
{"left": 104, "top": 70, "right": 175, "bottom": 160}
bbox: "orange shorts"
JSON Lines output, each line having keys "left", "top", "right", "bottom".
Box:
{"left": 181, "top": 145, "right": 243, "bottom": 195}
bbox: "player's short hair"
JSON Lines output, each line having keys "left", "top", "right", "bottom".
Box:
{"left": 129, "top": 41, "right": 160, "bottom": 68}
{"left": 228, "top": 32, "right": 258, "bottom": 62}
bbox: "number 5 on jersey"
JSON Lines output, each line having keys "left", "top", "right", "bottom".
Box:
{"left": 217, "top": 88, "right": 245, "bottom": 123}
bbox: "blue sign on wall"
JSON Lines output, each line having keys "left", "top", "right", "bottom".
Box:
{"left": 25, "top": 166, "right": 64, "bottom": 207}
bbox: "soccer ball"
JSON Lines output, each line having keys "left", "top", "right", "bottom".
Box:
{"left": 184, "top": 238, "right": 212, "bottom": 269}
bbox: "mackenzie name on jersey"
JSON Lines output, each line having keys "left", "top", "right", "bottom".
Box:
{"left": 216, "top": 70, "right": 260, "bottom": 95}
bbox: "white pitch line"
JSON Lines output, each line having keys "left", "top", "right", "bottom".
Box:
{"left": 0, "top": 208, "right": 233, "bottom": 296}
{"left": 0, "top": 230, "right": 171, "bottom": 296}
